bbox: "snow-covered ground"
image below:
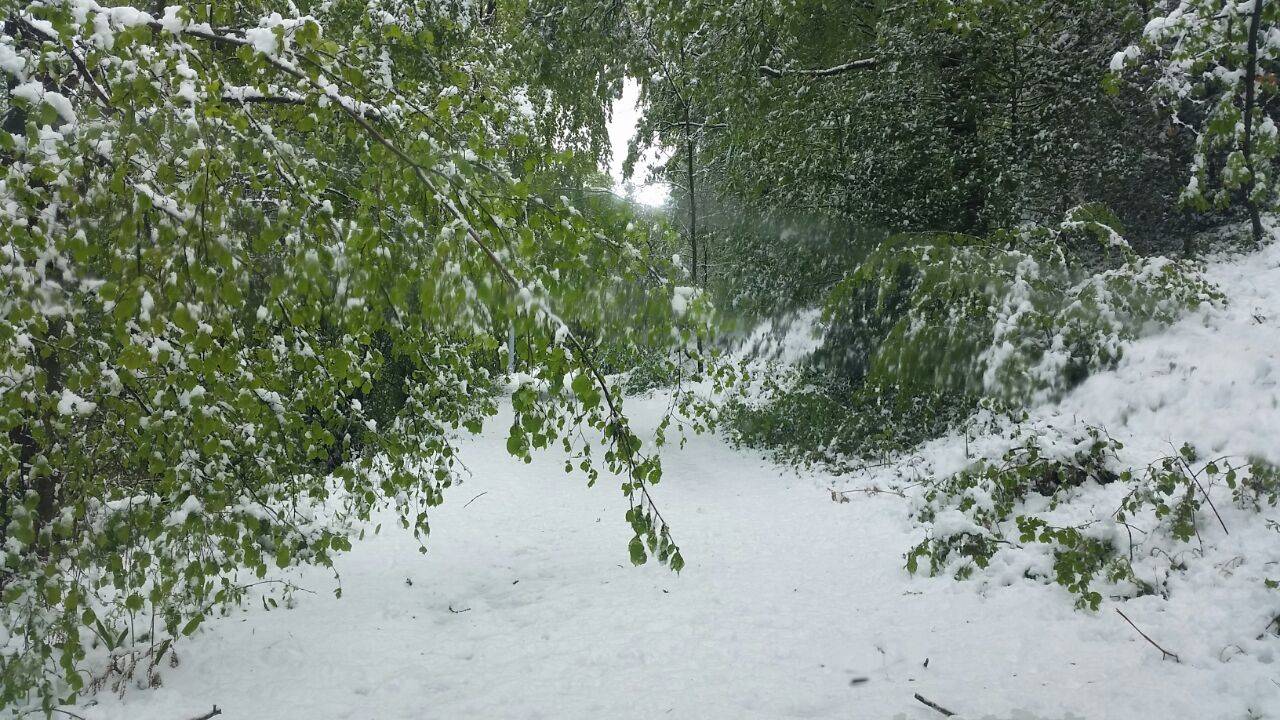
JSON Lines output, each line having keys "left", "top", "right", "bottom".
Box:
{"left": 81, "top": 242, "right": 1280, "bottom": 720}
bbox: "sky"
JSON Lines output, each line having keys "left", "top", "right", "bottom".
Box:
{"left": 606, "top": 80, "right": 671, "bottom": 207}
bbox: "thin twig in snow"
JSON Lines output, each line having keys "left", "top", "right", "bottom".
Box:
{"left": 23, "top": 710, "right": 89, "bottom": 720}
{"left": 186, "top": 707, "right": 222, "bottom": 720}
{"left": 1170, "top": 446, "right": 1229, "bottom": 535}
{"left": 1116, "top": 609, "right": 1180, "bottom": 662}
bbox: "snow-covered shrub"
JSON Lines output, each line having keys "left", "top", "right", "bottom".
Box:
{"left": 908, "top": 425, "right": 1278, "bottom": 610}
{"left": 822, "top": 205, "right": 1221, "bottom": 404}
{"left": 728, "top": 207, "right": 1218, "bottom": 470}
{"left": 907, "top": 425, "right": 1134, "bottom": 608}
{"left": 618, "top": 352, "right": 684, "bottom": 396}
{"left": 724, "top": 370, "right": 972, "bottom": 471}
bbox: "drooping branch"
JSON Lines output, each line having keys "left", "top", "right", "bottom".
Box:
{"left": 760, "top": 57, "right": 878, "bottom": 78}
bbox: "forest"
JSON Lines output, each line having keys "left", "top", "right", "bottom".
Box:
{"left": 1, "top": 0, "right": 1279, "bottom": 717}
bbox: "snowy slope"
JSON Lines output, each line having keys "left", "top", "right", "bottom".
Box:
{"left": 78, "top": 243, "right": 1280, "bottom": 720}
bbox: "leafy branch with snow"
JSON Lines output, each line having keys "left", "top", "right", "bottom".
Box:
{"left": 0, "top": 0, "right": 717, "bottom": 709}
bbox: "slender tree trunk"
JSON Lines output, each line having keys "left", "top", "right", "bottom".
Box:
{"left": 1243, "top": 0, "right": 1265, "bottom": 243}
{"left": 507, "top": 323, "right": 516, "bottom": 375}
{"left": 1009, "top": 33, "right": 1021, "bottom": 224}
{"left": 684, "top": 113, "right": 704, "bottom": 369}
{"left": 682, "top": 41, "right": 699, "bottom": 288}
{"left": 685, "top": 123, "right": 698, "bottom": 286}
{"left": 679, "top": 43, "right": 704, "bottom": 368}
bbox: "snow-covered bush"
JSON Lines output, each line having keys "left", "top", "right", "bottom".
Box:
{"left": 907, "top": 425, "right": 1139, "bottom": 609}
{"left": 822, "top": 205, "right": 1221, "bottom": 405}
{"left": 907, "top": 424, "right": 1279, "bottom": 610}
{"left": 728, "top": 207, "right": 1219, "bottom": 471}
{"left": 724, "top": 371, "right": 972, "bottom": 471}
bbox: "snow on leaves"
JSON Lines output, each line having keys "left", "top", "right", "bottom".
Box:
{"left": 0, "top": 0, "right": 703, "bottom": 710}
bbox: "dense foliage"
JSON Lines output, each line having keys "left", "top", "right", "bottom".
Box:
{"left": 728, "top": 208, "right": 1219, "bottom": 467}
{"left": 1113, "top": 0, "right": 1280, "bottom": 242}
{"left": 593, "top": 0, "right": 1280, "bottom": 624}
{"left": 0, "top": 0, "right": 713, "bottom": 710}
{"left": 2, "top": 0, "right": 1279, "bottom": 713}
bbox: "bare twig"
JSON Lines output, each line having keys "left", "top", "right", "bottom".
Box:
{"left": 448, "top": 604, "right": 471, "bottom": 614}
{"left": 1116, "top": 609, "right": 1180, "bottom": 662}
{"left": 220, "top": 94, "right": 308, "bottom": 107}
{"left": 1259, "top": 613, "right": 1280, "bottom": 639}
{"left": 1173, "top": 453, "right": 1229, "bottom": 535}
{"left": 913, "top": 693, "right": 957, "bottom": 717}
{"left": 462, "top": 491, "right": 488, "bottom": 508}
{"left": 23, "top": 709, "right": 89, "bottom": 720}
{"left": 832, "top": 486, "right": 907, "bottom": 500}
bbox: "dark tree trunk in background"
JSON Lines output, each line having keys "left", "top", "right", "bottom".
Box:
{"left": 680, "top": 41, "right": 700, "bottom": 288}
{"left": 1244, "top": 0, "right": 1266, "bottom": 244}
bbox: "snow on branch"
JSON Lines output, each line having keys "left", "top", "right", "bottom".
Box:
{"left": 759, "top": 57, "right": 878, "bottom": 78}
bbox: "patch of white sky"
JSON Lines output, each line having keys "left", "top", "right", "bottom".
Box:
{"left": 606, "top": 79, "right": 671, "bottom": 207}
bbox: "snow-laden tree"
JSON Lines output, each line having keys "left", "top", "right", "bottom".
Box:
{"left": 0, "top": 0, "right": 709, "bottom": 709}
{"left": 1113, "top": 0, "right": 1280, "bottom": 242}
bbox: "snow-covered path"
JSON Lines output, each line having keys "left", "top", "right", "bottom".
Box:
{"left": 84, "top": 388, "right": 1269, "bottom": 720}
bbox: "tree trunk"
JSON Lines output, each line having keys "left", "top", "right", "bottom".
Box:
{"left": 682, "top": 43, "right": 699, "bottom": 288}
{"left": 1243, "top": 0, "right": 1266, "bottom": 244}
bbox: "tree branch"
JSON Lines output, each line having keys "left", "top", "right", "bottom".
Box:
{"left": 220, "top": 93, "right": 308, "bottom": 107}
{"left": 760, "top": 57, "right": 877, "bottom": 78}
{"left": 186, "top": 706, "right": 222, "bottom": 720}
{"left": 913, "top": 693, "right": 957, "bottom": 717}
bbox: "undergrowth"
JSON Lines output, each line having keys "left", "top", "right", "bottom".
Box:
{"left": 724, "top": 370, "right": 976, "bottom": 472}
{"left": 907, "top": 426, "right": 1280, "bottom": 609}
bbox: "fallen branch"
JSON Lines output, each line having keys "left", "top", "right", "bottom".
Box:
{"left": 913, "top": 693, "right": 956, "bottom": 717}
{"left": 1116, "top": 608, "right": 1180, "bottom": 662}
{"left": 187, "top": 707, "right": 221, "bottom": 720}
{"left": 831, "top": 486, "right": 906, "bottom": 501}
{"left": 462, "top": 491, "right": 488, "bottom": 508}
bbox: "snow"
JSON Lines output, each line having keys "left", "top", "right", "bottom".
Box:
{"left": 57, "top": 388, "right": 96, "bottom": 417}
{"left": 1048, "top": 239, "right": 1280, "bottom": 464}
{"left": 72, "top": 242, "right": 1280, "bottom": 719}
{"left": 11, "top": 82, "right": 77, "bottom": 125}
{"left": 671, "top": 285, "right": 698, "bottom": 316}
{"left": 159, "top": 5, "right": 185, "bottom": 34}
{"left": 735, "top": 307, "right": 826, "bottom": 366}
{"left": 0, "top": 41, "right": 28, "bottom": 77}
{"left": 244, "top": 27, "right": 279, "bottom": 55}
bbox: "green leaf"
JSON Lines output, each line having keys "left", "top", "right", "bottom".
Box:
{"left": 180, "top": 615, "right": 203, "bottom": 636}
{"left": 628, "top": 536, "right": 647, "bottom": 566}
